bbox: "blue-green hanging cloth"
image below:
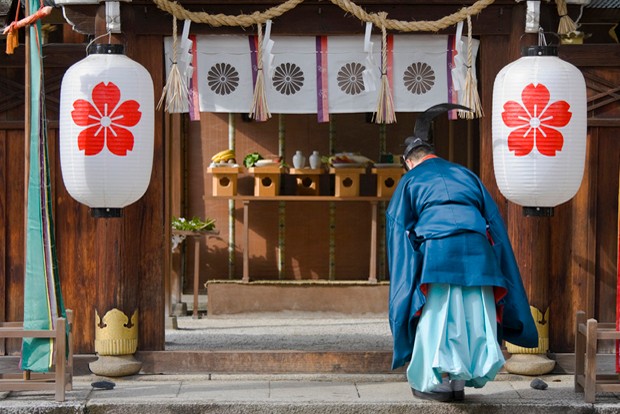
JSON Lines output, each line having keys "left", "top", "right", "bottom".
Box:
{"left": 20, "top": 0, "right": 66, "bottom": 372}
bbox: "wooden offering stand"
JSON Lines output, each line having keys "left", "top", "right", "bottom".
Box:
{"left": 207, "top": 166, "right": 242, "bottom": 196}
{"left": 372, "top": 166, "right": 404, "bottom": 198}
{"left": 330, "top": 167, "right": 365, "bottom": 197}
{"left": 249, "top": 166, "right": 285, "bottom": 196}
{"left": 289, "top": 168, "right": 323, "bottom": 196}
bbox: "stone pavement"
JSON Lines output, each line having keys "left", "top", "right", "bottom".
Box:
{"left": 2, "top": 373, "right": 620, "bottom": 413}
{"left": 3, "top": 313, "right": 620, "bottom": 413}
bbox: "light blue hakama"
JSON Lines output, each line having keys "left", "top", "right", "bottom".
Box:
{"left": 407, "top": 283, "right": 505, "bottom": 392}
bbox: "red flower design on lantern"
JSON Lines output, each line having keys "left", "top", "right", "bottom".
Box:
{"left": 501, "top": 83, "right": 572, "bottom": 157}
{"left": 71, "top": 82, "right": 142, "bottom": 156}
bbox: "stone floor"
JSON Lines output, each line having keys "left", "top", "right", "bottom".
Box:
{"left": 165, "top": 311, "right": 392, "bottom": 352}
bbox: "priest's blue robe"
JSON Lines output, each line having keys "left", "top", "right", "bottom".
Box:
{"left": 386, "top": 156, "right": 538, "bottom": 370}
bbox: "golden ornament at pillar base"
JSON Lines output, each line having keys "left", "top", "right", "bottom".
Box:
{"left": 95, "top": 308, "right": 139, "bottom": 356}
{"left": 506, "top": 337, "right": 550, "bottom": 354}
{"left": 504, "top": 306, "right": 555, "bottom": 375}
{"left": 505, "top": 306, "right": 549, "bottom": 354}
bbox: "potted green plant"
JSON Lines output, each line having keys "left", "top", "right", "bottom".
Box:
{"left": 171, "top": 216, "right": 216, "bottom": 251}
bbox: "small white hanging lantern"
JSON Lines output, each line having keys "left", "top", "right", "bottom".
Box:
{"left": 492, "top": 45, "right": 587, "bottom": 216}
{"left": 59, "top": 44, "right": 154, "bottom": 218}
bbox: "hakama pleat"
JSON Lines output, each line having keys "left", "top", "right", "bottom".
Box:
{"left": 407, "top": 283, "right": 505, "bottom": 392}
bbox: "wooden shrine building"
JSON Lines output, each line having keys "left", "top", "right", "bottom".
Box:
{"left": 0, "top": 0, "right": 618, "bottom": 371}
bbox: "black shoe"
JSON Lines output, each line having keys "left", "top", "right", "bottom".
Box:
{"left": 411, "top": 388, "right": 454, "bottom": 402}
{"left": 450, "top": 379, "right": 465, "bottom": 402}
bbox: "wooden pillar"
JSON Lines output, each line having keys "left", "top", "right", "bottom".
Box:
{"left": 92, "top": 4, "right": 139, "bottom": 321}
{"left": 89, "top": 4, "right": 143, "bottom": 376}
{"left": 95, "top": 218, "right": 131, "bottom": 315}
{"left": 480, "top": 5, "right": 543, "bottom": 298}
{"left": 507, "top": 207, "right": 551, "bottom": 339}
{"left": 516, "top": 213, "right": 550, "bottom": 312}
{"left": 479, "top": 4, "right": 554, "bottom": 373}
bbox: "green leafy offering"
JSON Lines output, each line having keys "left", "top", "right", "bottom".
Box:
{"left": 172, "top": 216, "right": 216, "bottom": 231}
{"left": 243, "top": 152, "right": 263, "bottom": 168}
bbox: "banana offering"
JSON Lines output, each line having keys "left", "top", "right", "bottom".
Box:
{"left": 211, "top": 149, "right": 237, "bottom": 165}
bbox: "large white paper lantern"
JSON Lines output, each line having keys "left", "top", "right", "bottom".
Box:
{"left": 60, "top": 44, "right": 154, "bottom": 217}
{"left": 492, "top": 45, "right": 586, "bottom": 215}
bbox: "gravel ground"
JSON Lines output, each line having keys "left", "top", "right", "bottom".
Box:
{"left": 165, "top": 312, "right": 392, "bottom": 351}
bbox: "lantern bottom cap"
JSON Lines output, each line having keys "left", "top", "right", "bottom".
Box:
{"left": 91, "top": 208, "right": 122, "bottom": 218}
{"left": 522, "top": 207, "right": 554, "bottom": 217}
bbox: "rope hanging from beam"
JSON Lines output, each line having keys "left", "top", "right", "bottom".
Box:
{"left": 151, "top": 0, "right": 493, "bottom": 120}
{"left": 374, "top": 12, "right": 396, "bottom": 124}
{"left": 151, "top": 0, "right": 496, "bottom": 32}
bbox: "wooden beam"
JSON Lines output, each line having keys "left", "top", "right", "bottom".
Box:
{"left": 588, "top": 118, "right": 620, "bottom": 128}
{"left": 559, "top": 45, "right": 620, "bottom": 67}
{"left": 0, "top": 121, "right": 57, "bottom": 130}
{"left": 575, "top": 6, "right": 620, "bottom": 24}
{"left": 0, "top": 44, "right": 86, "bottom": 68}
{"left": 62, "top": 2, "right": 515, "bottom": 36}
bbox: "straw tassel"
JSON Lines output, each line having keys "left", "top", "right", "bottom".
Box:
{"left": 249, "top": 23, "right": 271, "bottom": 122}
{"left": 157, "top": 17, "right": 189, "bottom": 113}
{"left": 555, "top": 0, "right": 577, "bottom": 35}
{"left": 459, "top": 15, "right": 483, "bottom": 120}
{"left": 374, "top": 14, "right": 396, "bottom": 125}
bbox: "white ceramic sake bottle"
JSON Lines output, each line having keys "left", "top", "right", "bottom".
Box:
{"left": 309, "top": 151, "right": 321, "bottom": 169}
{"left": 293, "top": 150, "right": 306, "bottom": 169}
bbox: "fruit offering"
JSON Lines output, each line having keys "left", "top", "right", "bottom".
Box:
{"left": 210, "top": 149, "right": 237, "bottom": 165}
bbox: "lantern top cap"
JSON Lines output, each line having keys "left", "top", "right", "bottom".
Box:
{"left": 88, "top": 43, "right": 125, "bottom": 56}
{"left": 521, "top": 45, "right": 558, "bottom": 57}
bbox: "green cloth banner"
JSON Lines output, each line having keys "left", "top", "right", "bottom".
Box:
{"left": 20, "top": 1, "right": 66, "bottom": 372}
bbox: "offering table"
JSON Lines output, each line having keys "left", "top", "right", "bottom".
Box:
{"left": 222, "top": 196, "right": 392, "bottom": 284}
{"left": 172, "top": 229, "right": 219, "bottom": 318}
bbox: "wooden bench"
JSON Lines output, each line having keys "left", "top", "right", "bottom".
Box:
{"left": 0, "top": 309, "right": 73, "bottom": 402}
{"left": 574, "top": 310, "right": 620, "bottom": 403}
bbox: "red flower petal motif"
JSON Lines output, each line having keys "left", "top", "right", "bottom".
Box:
{"left": 521, "top": 83, "right": 550, "bottom": 119}
{"left": 542, "top": 100, "right": 572, "bottom": 128}
{"left": 113, "top": 100, "right": 141, "bottom": 127}
{"left": 501, "top": 101, "right": 530, "bottom": 128}
{"left": 536, "top": 127, "right": 565, "bottom": 157}
{"left": 106, "top": 125, "right": 135, "bottom": 156}
{"left": 501, "top": 83, "right": 572, "bottom": 157}
{"left": 71, "top": 99, "right": 100, "bottom": 127}
{"left": 70, "top": 82, "right": 142, "bottom": 157}
{"left": 507, "top": 126, "right": 534, "bottom": 157}
{"left": 91, "top": 82, "right": 121, "bottom": 116}
{"left": 77, "top": 125, "right": 105, "bottom": 156}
